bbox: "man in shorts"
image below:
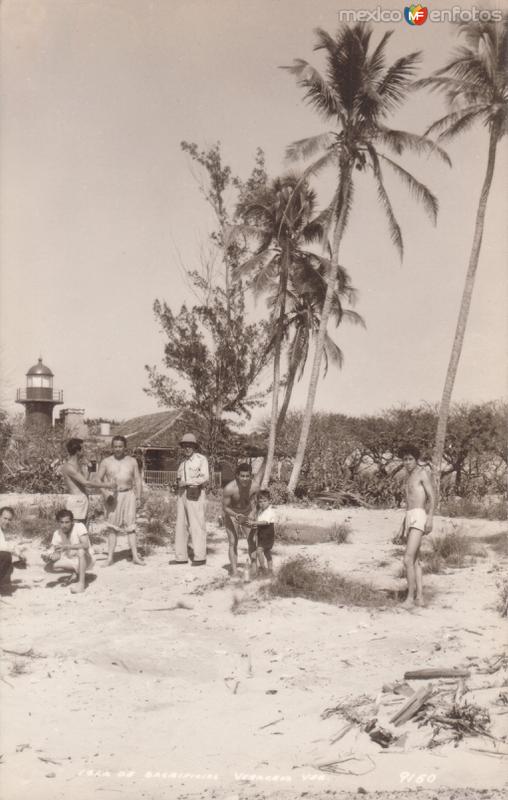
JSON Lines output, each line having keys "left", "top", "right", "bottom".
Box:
{"left": 394, "top": 445, "right": 435, "bottom": 609}
{"left": 97, "top": 436, "right": 144, "bottom": 566}
{"left": 61, "top": 438, "right": 115, "bottom": 523}
{"left": 222, "top": 462, "right": 263, "bottom": 577}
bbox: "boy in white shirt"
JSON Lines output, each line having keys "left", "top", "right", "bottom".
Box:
{"left": 43, "top": 509, "right": 95, "bottom": 593}
{"left": 247, "top": 490, "right": 278, "bottom": 576}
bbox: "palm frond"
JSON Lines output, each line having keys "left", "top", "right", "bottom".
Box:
{"left": 233, "top": 250, "right": 276, "bottom": 282}
{"left": 377, "top": 52, "right": 422, "bottom": 112}
{"left": 424, "top": 105, "right": 488, "bottom": 139}
{"left": 377, "top": 153, "right": 438, "bottom": 223}
{"left": 366, "top": 30, "right": 393, "bottom": 79}
{"left": 323, "top": 333, "right": 344, "bottom": 372}
{"left": 281, "top": 59, "right": 341, "bottom": 119}
{"left": 285, "top": 132, "right": 336, "bottom": 162}
{"left": 367, "top": 145, "right": 403, "bottom": 258}
{"left": 375, "top": 126, "right": 452, "bottom": 166}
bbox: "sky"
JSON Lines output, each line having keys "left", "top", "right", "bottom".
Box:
{"left": 1, "top": 0, "right": 507, "bottom": 429}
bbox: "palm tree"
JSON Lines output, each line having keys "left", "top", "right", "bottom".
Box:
{"left": 273, "top": 255, "right": 364, "bottom": 433}
{"left": 416, "top": 19, "right": 508, "bottom": 498}
{"left": 234, "top": 173, "right": 324, "bottom": 487}
{"left": 282, "top": 23, "right": 449, "bottom": 495}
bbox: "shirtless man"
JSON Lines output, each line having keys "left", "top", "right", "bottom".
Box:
{"left": 61, "top": 438, "right": 115, "bottom": 523}
{"left": 97, "top": 436, "right": 144, "bottom": 566}
{"left": 222, "top": 462, "right": 263, "bottom": 577}
{"left": 394, "top": 445, "right": 435, "bottom": 609}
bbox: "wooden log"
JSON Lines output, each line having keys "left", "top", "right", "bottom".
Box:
{"left": 390, "top": 684, "right": 433, "bottom": 727}
{"left": 404, "top": 668, "right": 470, "bottom": 680}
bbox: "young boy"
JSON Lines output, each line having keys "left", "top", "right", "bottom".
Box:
{"left": 394, "top": 445, "right": 435, "bottom": 609}
{"left": 43, "top": 509, "right": 95, "bottom": 593}
{"left": 247, "top": 490, "right": 277, "bottom": 577}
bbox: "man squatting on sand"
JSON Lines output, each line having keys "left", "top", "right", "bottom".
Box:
{"left": 97, "top": 435, "right": 144, "bottom": 566}
{"left": 394, "top": 445, "right": 435, "bottom": 609}
{"left": 222, "top": 462, "right": 263, "bottom": 578}
{"left": 43, "top": 508, "right": 94, "bottom": 593}
{"left": 61, "top": 437, "right": 116, "bottom": 522}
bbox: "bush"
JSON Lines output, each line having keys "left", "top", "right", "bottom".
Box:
{"left": 439, "top": 496, "right": 507, "bottom": 521}
{"left": 269, "top": 555, "right": 394, "bottom": 607}
{"left": 479, "top": 533, "right": 508, "bottom": 556}
{"left": 497, "top": 579, "right": 508, "bottom": 617}
{"left": 276, "top": 521, "right": 351, "bottom": 545}
{"left": 328, "top": 520, "right": 352, "bottom": 544}
{"left": 142, "top": 491, "right": 177, "bottom": 529}
{"left": 421, "top": 529, "right": 482, "bottom": 574}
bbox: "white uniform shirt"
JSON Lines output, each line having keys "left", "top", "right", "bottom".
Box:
{"left": 51, "top": 523, "right": 93, "bottom": 556}
{"left": 256, "top": 506, "right": 282, "bottom": 525}
{"left": 177, "top": 452, "right": 209, "bottom": 486}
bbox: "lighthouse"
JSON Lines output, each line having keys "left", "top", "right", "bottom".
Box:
{"left": 16, "top": 358, "right": 63, "bottom": 430}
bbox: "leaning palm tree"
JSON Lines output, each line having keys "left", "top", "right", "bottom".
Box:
{"left": 273, "top": 255, "right": 364, "bottom": 433}
{"left": 283, "top": 23, "right": 449, "bottom": 494}
{"left": 416, "top": 18, "right": 508, "bottom": 498}
{"left": 234, "top": 173, "right": 323, "bottom": 487}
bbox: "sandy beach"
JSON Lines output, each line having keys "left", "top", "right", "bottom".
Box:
{"left": 0, "top": 507, "right": 507, "bottom": 800}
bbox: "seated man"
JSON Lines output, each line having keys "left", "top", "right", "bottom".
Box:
{"left": 0, "top": 506, "right": 27, "bottom": 590}
{"left": 43, "top": 509, "right": 95, "bottom": 594}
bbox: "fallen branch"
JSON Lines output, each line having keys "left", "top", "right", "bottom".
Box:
{"left": 1, "top": 647, "right": 45, "bottom": 660}
{"left": 390, "top": 684, "right": 433, "bottom": 727}
{"left": 330, "top": 722, "right": 355, "bottom": 744}
{"left": 259, "top": 716, "right": 284, "bottom": 730}
{"left": 404, "top": 669, "right": 470, "bottom": 680}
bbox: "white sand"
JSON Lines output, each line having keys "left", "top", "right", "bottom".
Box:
{"left": 0, "top": 507, "right": 506, "bottom": 800}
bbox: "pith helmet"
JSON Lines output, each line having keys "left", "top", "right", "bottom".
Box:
{"left": 180, "top": 432, "right": 198, "bottom": 446}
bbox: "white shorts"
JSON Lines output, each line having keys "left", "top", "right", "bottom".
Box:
{"left": 66, "top": 494, "right": 89, "bottom": 522}
{"left": 406, "top": 508, "right": 427, "bottom": 534}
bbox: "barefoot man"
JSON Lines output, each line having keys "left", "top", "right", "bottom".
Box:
{"left": 395, "top": 445, "right": 435, "bottom": 609}
{"left": 43, "top": 509, "right": 95, "bottom": 593}
{"left": 61, "top": 438, "right": 115, "bottom": 523}
{"left": 222, "top": 462, "right": 263, "bottom": 578}
{"left": 97, "top": 436, "right": 144, "bottom": 566}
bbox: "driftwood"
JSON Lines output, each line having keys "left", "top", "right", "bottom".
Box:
{"left": 390, "top": 684, "right": 433, "bottom": 727}
{"left": 404, "top": 668, "right": 470, "bottom": 680}
{"left": 259, "top": 716, "right": 284, "bottom": 730}
{"left": 1, "top": 647, "right": 45, "bottom": 660}
{"left": 330, "top": 722, "right": 355, "bottom": 744}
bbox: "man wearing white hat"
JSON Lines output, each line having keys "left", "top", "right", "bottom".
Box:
{"left": 172, "top": 433, "right": 209, "bottom": 565}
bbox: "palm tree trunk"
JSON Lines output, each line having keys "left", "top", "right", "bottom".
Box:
{"left": 276, "top": 334, "right": 302, "bottom": 433}
{"left": 262, "top": 247, "right": 289, "bottom": 489}
{"left": 287, "top": 167, "right": 353, "bottom": 494}
{"left": 432, "top": 125, "right": 499, "bottom": 500}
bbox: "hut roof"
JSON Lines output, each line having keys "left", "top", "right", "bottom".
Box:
{"left": 114, "top": 410, "right": 207, "bottom": 450}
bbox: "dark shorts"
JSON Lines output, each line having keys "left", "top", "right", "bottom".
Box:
{"left": 248, "top": 524, "right": 275, "bottom": 558}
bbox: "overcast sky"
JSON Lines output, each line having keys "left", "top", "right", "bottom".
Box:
{"left": 1, "top": 0, "right": 506, "bottom": 428}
